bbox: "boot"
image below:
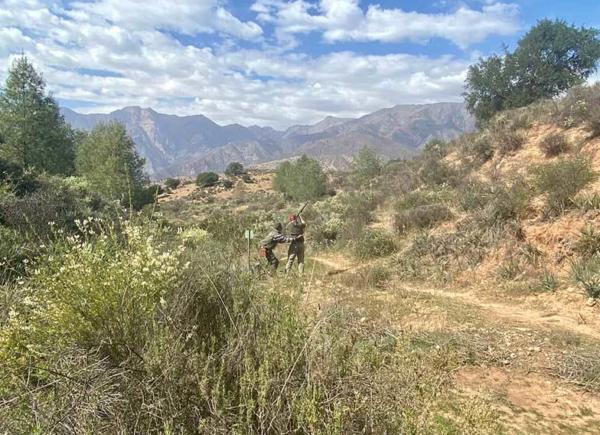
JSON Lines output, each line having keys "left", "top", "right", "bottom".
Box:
{"left": 298, "top": 263, "right": 304, "bottom": 275}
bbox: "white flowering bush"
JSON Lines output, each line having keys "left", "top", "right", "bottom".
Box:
{"left": 0, "top": 219, "right": 185, "bottom": 366}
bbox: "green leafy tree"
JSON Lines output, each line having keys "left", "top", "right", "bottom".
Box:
{"left": 196, "top": 172, "right": 219, "bottom": 187}
{"left": 224, "top": 161, "right": 245, "bottom": 176}
{"left": 76, "top": 122, "right": 148, "bottom": 207}
{"left": 273, "top": 155, "right": 327, "bottom": 201}
{"left": 0, "top": 55, "right": 75, "bottom": 174}
{"left": 465, "top": 20, "right": 600, "bottom": 123}
{"left": 351, "top": 147, "right": 382, "bottom": 186}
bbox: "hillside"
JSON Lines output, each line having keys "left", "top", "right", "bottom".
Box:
{"left": 61, "top": 102, "right": 474, "bottom": 178}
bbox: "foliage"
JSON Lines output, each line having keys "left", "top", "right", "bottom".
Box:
{"left": 273, "top": 155, "right": 327, "bottom": 201}
{"left": 539, "top": 132, "right": 570, "bottom": 157}
{"left": 224, "top": 161, "right": 245, "bottom": 176}
{"left": 195, "top": 171, "right": 219, "bottom": 187}
{"left": 556, "top": 83, "right": 600, "bottom": 136}
{"left": 76, "top": 122, "right": 149, "bottom": 209}
{"left": 351, "top": 228, "right": 397, "bottom": 259}
{"left": 164, "top": 177, "right": 181, "bottom": 190}
{"left": 0, "top": 55, "right": 75, "bottom": 174}
{"left": 533, "top": 157, "right": 597, "bottom": 215}
{"left": 465, "top": 20, "right": 600, "bottom": 123}
{"left": 571, "top": 255, "right": 600, "bottom": 299}
{"left": 350, "top": 146, "right": 382, "bottom": 186}
{"left": 394, "top": 204, "right": 453, "bottom": 234}
{"left": 574, "top": 226, "right": 600, "bottom": 258}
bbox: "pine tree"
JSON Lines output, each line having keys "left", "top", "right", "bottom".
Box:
{"left": 76, "top": 122, "right": 148, "bottom": 206}
{"left": 0, "top": 55, "right": 75, "bottom": 174}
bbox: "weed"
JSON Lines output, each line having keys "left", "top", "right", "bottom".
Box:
{"left": 533, "top": 157, "right": 597, "bottom": 216}
{"left": 352, "top": 228, "right": 397, "bottom": 259}
{"left": 573, "top": 194, "right": 600, "bottom": 212}
{"left": 497, "top": 258, "right": 522, "bottom": 280}
{"left": 574, "top": 226, "right": 600, "bottom": 258}
{"left": 394, "top": 204, "right": 453, "bottom": 234}
{"left": 539, "top": 132, "right": 570, "bottom": 157}
{"left": 571, "top": 255, "right": 600, "bottom": 298}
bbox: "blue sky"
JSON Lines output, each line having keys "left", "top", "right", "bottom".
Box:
{"left": 1, "top": 0, "right": 599, "bottom": 128}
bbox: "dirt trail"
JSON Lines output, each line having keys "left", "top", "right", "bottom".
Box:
{"left": 311, "top": 251, "right": 600, "bottom": 433}
{"left": 312, "top": 253, "right": 600, "bottom": 341}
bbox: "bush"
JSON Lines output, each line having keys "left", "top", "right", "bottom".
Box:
{"left": 352, "top": 228, "right": 397, "bottom": 259}
{"left": 558, "top": 84, "right": 600, "bottom": 135}
{"left": 273, "top": 155, "right": 327, "bottom": 201}
{"left": 465, "top": 135, "right": 494, "bottom": 163}
{"left": 571, "top": 255, "right": 600, "bottom": 298}
{"left": 351, "top": 146, "right": 382, "bottom": 187}
{"left": 533, "top": 157, "right": 597, "bottom": 215}
{"left": 165, "top": 177, "right": 181, "bottom": 190}
{"left": 539, "top": 132, "right": 570, "bottom": 157}
{"left": 196, "top": 171, "right": 219, "bottom": 187}
{"left": 224, "top": 162, "right": 245, "bottom": 177}
{"left": 496, "top": 130, "right": 526, "bottom": 155}
{"left": 574, "top": 226, "right": 600, "bottom": 258}
{"left": 221, "top": 179, "right": 234, "bottom": 189}
{"left": 241, "top": 173, "right": 254, "bottom": 183}
{"left": 394, "top": 204, "right": 453, "bottom": 234}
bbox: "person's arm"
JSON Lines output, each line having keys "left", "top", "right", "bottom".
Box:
{"left": 272, "top": 233, "right": 296, "bottom": 244}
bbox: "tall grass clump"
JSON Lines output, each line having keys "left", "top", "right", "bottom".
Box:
{"left": 533, "top": 157, "right": 597, "bottom": 216}
{"left": 351, "top": 228, "right": 397, "bottom": 259}
{"left": 557, "top": 84, "right": 600, "bottom": 136}
{"left": 571, "top": 255, "right": 600, "bottom": 299}
{"left": 394, "top": 204, "right": 453, "bottom": 234}
{"left": 539, "top": 132, "right": 570, "bottom": 157}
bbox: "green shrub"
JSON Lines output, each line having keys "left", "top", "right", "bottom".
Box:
{"left": 467, "top": 135, "right": 494, "bottom": 163}
{"left": 196, "top": 171, "right": 219, "bottom": 187}
{"left": 538, "top": 271, "right": 559, "bottom": 292}
{"left": 394, "top": 204, "right": 453, "bottom": 234}
{"left": 224, "top": 162, "right": 245, "bottom": 176}
{"left": 273, "top": 155, "right": 327, "bottom": 201}
{"left": 221, "top": 179, "right": 234, "bottom": 189}
{"left": 571, "top": 255, "right": 600, "bottom": 298}
{"left": 365, "top": 264, "right": 392, "bottom": 289}
{"left": 352, "top": 228, "right": 397, "bottom": 259}
{"left": 351, "top": 146, "right": 382, "bottom": 186}
{"left": 496, "top": 130, "right": 526, "bottom": 155}
{"left": 574, "top": 226, "right": 600, "bottom": 258}
{"left": 573, "top": 194, "right": 600, "bottom": 211}
{"left": 496, "top": 258, "right": 522, "bottom": 280}
{"left": 558, "top": 84, "right": 600, "bottom": 135}
{"left": 165, "top": 177, "right": 181, "bottom": 190}
{"left": 486, "top": 181, "right": 531, "bottom": 222}
{"left": 539, "top": 132, "right": 570, "bottom": 157}
{"left": 533, "top": 157, "right": 597, "bottom": 215}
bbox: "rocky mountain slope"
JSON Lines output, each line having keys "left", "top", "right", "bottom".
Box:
{"left": 62, "top": 103, "right": 474, "bottom": 178}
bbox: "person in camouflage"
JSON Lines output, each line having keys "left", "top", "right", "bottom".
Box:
{"left": 285, "top": 214, "right": 306, "bottom": 275}
{"left": 260, "top": 222, "right": 297, "bottom": 275}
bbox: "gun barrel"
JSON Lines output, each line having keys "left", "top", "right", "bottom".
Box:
{"left": 297, "top": 202, "right": 308, "bottom": 216}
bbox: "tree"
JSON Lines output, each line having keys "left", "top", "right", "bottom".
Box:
{"left": 224, "top": 162, "right": 245, "bottom": 177}
{"left": 76, "top": 122, "right": 148, "bottom": 207}
{"left": 351, "top": 147, "right": 382, "bottom": 186}
{"left": 465, "top": 20, "right": 600, "bottom": 123}
{"left": 0, "top": 55, "right": 75, "bottom": 174}
{"left": 196, "top": 172, "right": 219, "bottom": 187}
{"left": 273, "top": 155, "right": 327, "bottom": 201}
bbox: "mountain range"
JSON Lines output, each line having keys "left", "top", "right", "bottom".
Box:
{"left": 61, "top": 103, "right": 475, "bottom": 179}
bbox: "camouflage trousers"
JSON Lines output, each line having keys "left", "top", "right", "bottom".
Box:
{"left": 265, "top": 248, "right": 279, "bottom": 274}
{"left": 286, "top": 240, "right": 305, "bottom": 274}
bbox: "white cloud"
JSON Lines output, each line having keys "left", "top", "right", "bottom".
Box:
{"left": 0, "top": 0, "right": 489, "bottom": 129}
{"left": 252, "top": 0, "right": 520, "bottom": 47}
{"left": 71, "top": 0, "right": 263, "bottom": 39}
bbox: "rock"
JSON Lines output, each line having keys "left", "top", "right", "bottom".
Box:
{"left": 586, "top": 298, "right": 597, "bottom": 307}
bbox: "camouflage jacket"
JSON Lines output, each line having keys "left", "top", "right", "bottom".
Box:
{"left": 286, "top": 220, "right": 306, "bottom": 237}
{"left": 260, "top": 230, "right": 296, "bottom": 249}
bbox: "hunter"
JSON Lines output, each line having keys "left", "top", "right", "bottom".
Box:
{"left": 285, "top": 214, "right": 306, "bottom": 274}
{"left": 259, "top": 222, "right": 297, "bottom": 275}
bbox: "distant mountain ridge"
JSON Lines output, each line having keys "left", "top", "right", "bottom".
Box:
{"left": 61, "top": 103, "right": 474, "bottom": 178}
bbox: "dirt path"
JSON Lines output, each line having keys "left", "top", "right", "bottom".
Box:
{"left": 312, "top": 253, "right": 600, "bottom": 341}
{"left": 310, "top": 251, "right": 600, "bottom": 434}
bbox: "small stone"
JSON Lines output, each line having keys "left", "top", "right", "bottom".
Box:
{"left": 586, "top": 298, "right": 597, "bottom": 307}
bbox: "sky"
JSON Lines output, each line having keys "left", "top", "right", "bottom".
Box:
{"left": 1, "top": 0, "right": 599, "bottom": 129}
